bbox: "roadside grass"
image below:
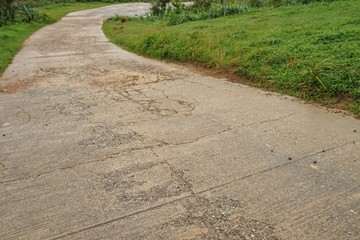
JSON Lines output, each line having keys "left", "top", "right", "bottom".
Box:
{"left": 0, "top": 2, "right": 111, "bottom": 75}
{"left": 103, "top": 0, "right": 360, "bottom": 116}
{"left": 36, "top": 2, "right": 110, "bottom": 20}
{"left": 0, "top": 23, "right": 44, "bottom": 74}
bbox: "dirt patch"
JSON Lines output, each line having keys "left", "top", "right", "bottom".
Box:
{"left": 0, "top": 78, "right": 41, "bottom": 93}
{"left": 174, "top": 61, "right": 256, "bottom": 87}
{"left": 89, "top": 70, "right": 160, "bottom": 89}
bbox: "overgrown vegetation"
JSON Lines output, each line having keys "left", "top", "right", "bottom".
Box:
{"left": 1, "top": 0, "right": 16, "bottom": 26}
{"left": 0, "top": 1, "right": 117, "bottom": 74}
{"left": 103, "top": 0, "right": 360, "bottom": 116}
{"left": 0, "top": 0, "right": 138, "bottom": 26}
{"left": 146, "top": 0, "right": 335, "bottom": 26}
{"left": 147, "top": 2, "right": 247, "bottom": 26}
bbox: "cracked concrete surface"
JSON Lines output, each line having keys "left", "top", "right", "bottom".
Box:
{"left": 0, "top": 3, "right": 359, "bottom": 240}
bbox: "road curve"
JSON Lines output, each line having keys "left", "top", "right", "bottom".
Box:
{"left": 0, "top": 3, "right": 359, "bottom": 240}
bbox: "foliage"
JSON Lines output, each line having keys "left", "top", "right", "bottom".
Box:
{"left": 0, "top": 0, "right": 16, "bottom": 26}
{"left": 0, "top": 0, "right": 141, "bottom": 26}
{"left": 0, "top": 0, "right": 53, "bottom": 26}
{"left": 147, "top": 0, "right": 337, "bottom": 27}
{"left": 193, "top": 0, "right": 212, "bottom": 10}
{"left": 150, "top": 0, "right": 170, "bottom": 16}
{"left": 104, "top": 0, "right": 360, "bottom": 116}
{"left": 146, "top": 3, "right": 248, "bottom": 26}
{"left": 244, "top": 0, "right": 335, "bottom": 7}
{"left": 147, "top": 0, "right": 338, "bottom": 26}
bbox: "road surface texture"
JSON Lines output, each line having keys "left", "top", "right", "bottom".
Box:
{"left": 0, "top": 3, "right": 359, "bottom": 240}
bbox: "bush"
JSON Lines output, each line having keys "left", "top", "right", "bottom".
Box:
{"left": 0, "top": 0, "right": 16, "bottom": 26}
{"left": 146, "top": 0, "right": 339, "bottom": 26}
{"left": 151, "top": 0, "right": 170, "bottom": 16}
{"left": 193, "top": 0, "right": 212, "bottom": 10}
{"left": 17, "top": 4, "right": 51, "bottom": 23}
{"left": 0, "top": 0, "right": 72, "bottom": 26}
{"left": 146, "top": 3, "right": 248, "bottom": 26}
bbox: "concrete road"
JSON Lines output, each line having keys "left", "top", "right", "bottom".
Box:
{"left": 1, "top": 3, "right": 359, "bottom": 240}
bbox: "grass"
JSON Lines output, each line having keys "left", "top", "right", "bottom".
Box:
{"left": 36, "top": 2, "right": 110, "bottom": 20}
{"left": 103, "top": 0, "right": 360, "bottom": 116}
{"left": 0, "top": 23, "right": 45, "bottom": 74}
{"left": 0, "top": 2, "right": 112, "bottom": 75}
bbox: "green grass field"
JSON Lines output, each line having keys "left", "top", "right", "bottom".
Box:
{"left": 103, "top": 0, "right": 360, "bottom": 116}
{"left": 0, "top": 2, "right": 111, "bottom": 75}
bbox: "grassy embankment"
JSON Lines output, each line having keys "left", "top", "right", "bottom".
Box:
{"left": 0, "top": 2, "right": 111, "bottom": 74}
{"left": 103, "top": 0, "right": 360, "bottom": 116}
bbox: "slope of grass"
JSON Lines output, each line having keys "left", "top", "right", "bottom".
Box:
{"left": 0, "top": 2, "right": 111, "bottom": 75}
{"left": 103, "top": 0, "right": 360, "bottom": 116}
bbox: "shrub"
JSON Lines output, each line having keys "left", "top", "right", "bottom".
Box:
{"left": 0, "top": 0, "right": 63, "bottom": 26}
{"left": 193, "top": 0, "right": 212, "bottom": 10}
{"left": 17, "top": 4, "right": 51, "bottom": 23}
{"left": 151, "top": 0, "right": 170, "bottom": 16}
{"left": 0, "top": 0, "right": 16, "bottom": 26}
